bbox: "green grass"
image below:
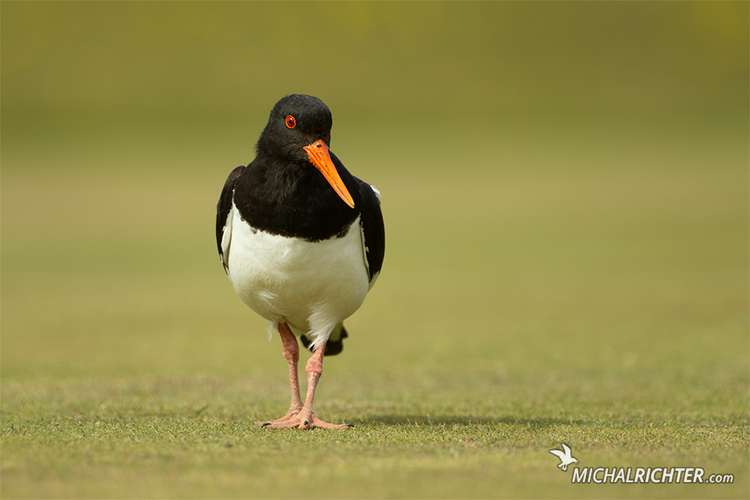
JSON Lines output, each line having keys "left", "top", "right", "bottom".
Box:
{"left": 1, "top": 372, "right": 747, "bottom": 499}
{"left": 2, "top": 2, "right": 749, "bottom": 498}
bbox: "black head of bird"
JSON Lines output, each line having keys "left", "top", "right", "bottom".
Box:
{"left": 256, "top": 94, "right": 354, "bottom": 208}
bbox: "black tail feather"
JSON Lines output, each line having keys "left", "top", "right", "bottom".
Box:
{"left": 300, "top": 327, "right": 348, "bottom": 356}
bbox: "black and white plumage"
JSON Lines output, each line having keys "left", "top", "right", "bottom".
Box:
{"left": 216, "top": 94, "right": 384, "bottom": 429}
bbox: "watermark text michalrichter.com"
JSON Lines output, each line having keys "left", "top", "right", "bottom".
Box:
{"left": 549, "top": 444, "right": 734, "bottom": 485}
{"left": 570, "top": 466, "right": 734, "bottom": 484}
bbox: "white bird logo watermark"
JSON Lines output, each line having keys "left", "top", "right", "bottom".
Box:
{"left": 549, "top": 443, "right": 579, "bottom": 471}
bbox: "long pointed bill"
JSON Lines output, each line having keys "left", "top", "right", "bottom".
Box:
{"left": 303, "top": 140, "right": 355, "bottom": 209}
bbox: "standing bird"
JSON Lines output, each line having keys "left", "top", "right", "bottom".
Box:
{"left": 216, "top": 95, "right": 385, "bottom": 429}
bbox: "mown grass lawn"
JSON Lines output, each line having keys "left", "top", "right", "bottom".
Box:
{"left": 1, "top": 370, "right": 747, "bottom": 499}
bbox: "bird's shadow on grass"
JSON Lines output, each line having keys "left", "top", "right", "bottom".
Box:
{"left": 351, "top": 415, "right": 585, "bottom": 427}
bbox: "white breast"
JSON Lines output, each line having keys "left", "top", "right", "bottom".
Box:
{"left": 222, "top": 201, "right": 370, "bottom": 350}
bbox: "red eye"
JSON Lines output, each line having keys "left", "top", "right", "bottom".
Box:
{"left": 285, "top": 115, "right": 296, "bottom": 129}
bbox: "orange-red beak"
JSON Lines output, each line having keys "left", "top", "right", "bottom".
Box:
{"left": 303, "top": 140, "right": 355, "bottom": 209}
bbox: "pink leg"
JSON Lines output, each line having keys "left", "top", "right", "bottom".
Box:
{"left": 257, "top": 322, "right": 303, "bottom": 427}
{"left": 261, "top": 335, "right": 352, "bottom": 430}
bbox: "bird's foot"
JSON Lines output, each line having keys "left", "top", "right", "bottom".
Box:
{"left": 256, "top": 407, "right": 301, "bottom": 428}
{"left": 258, "top": 409, "right": 353, "bottom": 430}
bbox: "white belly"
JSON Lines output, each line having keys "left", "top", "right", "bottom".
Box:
{"left": 224, "top": 203, "right": 369, "bottom": 348}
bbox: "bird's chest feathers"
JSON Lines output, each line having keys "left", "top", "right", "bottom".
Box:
{"left": 233, "top": 165, "right": 357, "bottom": 242}
{"left": 226, "top": 203, "right": 369, "bottom": 328}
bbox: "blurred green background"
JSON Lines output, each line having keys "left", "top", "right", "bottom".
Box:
{"left": 1, "top": 1, "right": 748, "bottom": 498}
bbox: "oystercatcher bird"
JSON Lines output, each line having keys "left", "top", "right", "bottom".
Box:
{"left": 216, "top": 95, "right": 385, "bottom": 429}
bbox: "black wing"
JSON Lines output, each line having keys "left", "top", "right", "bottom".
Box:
{"left": 356, "top": 178, "right": 385, "bottom": 287}
{"left": 216, "top": 166, "right": 245, "bottom": 272}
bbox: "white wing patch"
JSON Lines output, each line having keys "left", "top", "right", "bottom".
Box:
{"left": 359, "top": 218, "right": 379, "bottom": 291}
{"left": 359, "top": 220, "right": 370, "bottom": 276}
{"left": 361, "top": 183, "right": 381, "bottom": 290}
{"left": 220, "top": 194, "right": 235, "bottom": 271}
